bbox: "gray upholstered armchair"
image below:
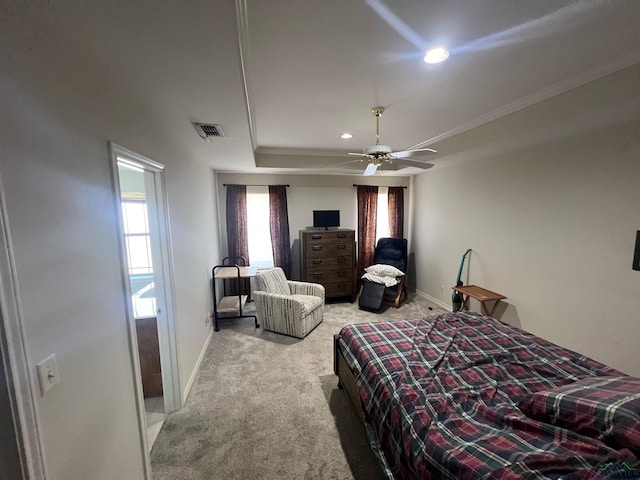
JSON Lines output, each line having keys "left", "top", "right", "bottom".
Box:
{"left": 253, "top": 267, "right": 325, "bottom": 338}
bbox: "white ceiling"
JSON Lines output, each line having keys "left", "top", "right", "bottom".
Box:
{"left": 239, "top": 0, "right": 640, "bottom": 175}
{"left": 8, "top": 0, "right": 639, "bottom": 176}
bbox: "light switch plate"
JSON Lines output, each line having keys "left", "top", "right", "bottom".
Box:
{"left": 36, "top": 353, "right": 59, "bottom": 396}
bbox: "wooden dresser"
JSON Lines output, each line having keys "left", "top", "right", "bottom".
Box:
{"left": 300, "top": 229, "right": 356, "bottom": 301}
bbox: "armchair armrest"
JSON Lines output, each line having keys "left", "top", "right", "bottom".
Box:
{"left": 288, "top": 281, "right": 325, "bottom": 301}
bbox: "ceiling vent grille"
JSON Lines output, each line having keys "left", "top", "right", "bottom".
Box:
{"left": 192, "top": 122, "right": 225, "bottom": 140}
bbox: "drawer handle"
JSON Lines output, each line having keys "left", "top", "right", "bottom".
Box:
{"left": 337, "top": 233, "right": 346, "bottom": 238}
{"left": 337, "top": 257, "right": 346, "bottom": 264}
{"left": 337, "top": 244, "right": 346, "bottom": 250}
{"left": 312, "top": 245, "right": 322, "bottom": 251}
{"left": 312, "top": 234, "right": 322, "bottom": 239}
{"left": 337, "top": 271, "right": 348, "bottom": 277}
{"left": 313, "top": 272, "right": 323, "bottom": 277}
{"left": 312, "top": 258, "right": 322, "bottom": 264}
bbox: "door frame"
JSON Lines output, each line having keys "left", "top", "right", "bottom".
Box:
{"left": 0, "top": 171, "right": 47, "bottom": 479}
{"left": 108, "top": 143, "right": 182, "bottom": 457}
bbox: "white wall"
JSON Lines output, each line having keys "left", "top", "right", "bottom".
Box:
{"left": 216, "top": 173, "right": 410, "bottom": 280}
{"left": 166, "top": 163, "right": 220, "bottom": 399}
{"left": 411, "top": 66, "right": 640, "bottom": 376}
{"left": 0, "top": 8, "right": 221, "bottom": 480}
{"left": 0, "top": 103, "right": 149, "bottom": 479}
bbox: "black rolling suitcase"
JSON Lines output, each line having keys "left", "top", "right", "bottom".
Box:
{"left": 358, "top": 279, "right": 386, "bottom": 312}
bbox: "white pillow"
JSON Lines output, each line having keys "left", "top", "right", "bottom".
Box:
{"left": 364, "top": 264, "right": 404, "bottom": 277}
{"left": 362, "top": 272, "right": 399, "bottom": 287}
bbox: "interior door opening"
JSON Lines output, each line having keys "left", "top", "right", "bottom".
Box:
{"left": 111, "top": 144, "right": 181, "bottom": 457}
{"left": 0, "top": 308, "right": 24, "bottom": 479}
{"left": 118, "top": 165, "right": 166, "bottom": 450}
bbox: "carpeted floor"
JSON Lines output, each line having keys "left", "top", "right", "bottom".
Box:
{"left": 150, "top": 294, "right": 447, "bottom": 480}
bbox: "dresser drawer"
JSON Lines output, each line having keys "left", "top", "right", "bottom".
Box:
{"left": 303, "top": 230, "right": 355, "bottom": 244}
{"left": 305, "top": 243, "right": 352, "bottom": 257}
{"left": 323, "top": 281, "right": 354, "bottom": 298}
{"left": 305, "top": 255, "right": 353, "bottom": 270}
{"left": 304, "top": 269, "right": 352, "bottom": 283}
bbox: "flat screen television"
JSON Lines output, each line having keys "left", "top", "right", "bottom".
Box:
{"left": 313, "top": 210, "right": 340, "bottom": 230}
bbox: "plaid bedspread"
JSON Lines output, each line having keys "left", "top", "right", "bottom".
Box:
{"left": 338, "top": 311, "right": 639, "bottom": 479}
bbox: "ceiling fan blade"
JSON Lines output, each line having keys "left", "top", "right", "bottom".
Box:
{"left": 363, "top": 163, "right": 378, "bottom": 176}
{"left": 392, "top": 147, "right": 438, "bottom": 159}
{"left": 394, "top": 158, "right": 434, "bottom": 169}
{"left": 325, "top": 158, "right": 364, "bottom": 168}
{"left": 348, "top": 152, "right": 378, "bottom": 160}
{"left": 394, "top": 156, "right": 433, "bottom": 164}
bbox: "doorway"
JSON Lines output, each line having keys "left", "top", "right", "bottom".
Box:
{"left": 0, "top": 170, "right": 47, "bottom": 479}
{"left": 109, "top": 143, "right": 181, "bottom": 454}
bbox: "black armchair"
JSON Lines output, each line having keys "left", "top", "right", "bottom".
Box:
{"left": 373, "top": 237, "right": 407, "bottom": 272}
{"left": 358, "top": 237, "right": 408, "bottom": 308}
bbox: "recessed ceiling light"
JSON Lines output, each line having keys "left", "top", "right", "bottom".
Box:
{"left": 341, "top": 133, "right": 353, "bottom": 139}
{"left": 423, "top": 47, "right": 449, "bottom": 64}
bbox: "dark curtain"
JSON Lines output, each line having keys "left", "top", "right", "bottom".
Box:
{"left": 225, "top": 185, "right": 250, "bottom": 294}
{"left": 357, "top": 185, "right": 378, "bottom": 276}
{"left": 268, "top": 185, "right": 292, "bottom": 278}
{"left": 388, "top": 186, "right": 404, "bottom": 238}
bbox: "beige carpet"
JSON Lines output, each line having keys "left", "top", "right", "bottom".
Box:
{"left": 151, "top": 294, "right": 447, "bottom": 480}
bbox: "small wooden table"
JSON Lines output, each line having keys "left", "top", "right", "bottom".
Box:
{"left": 451, "top": 285, "right": 506, "bottom": 317}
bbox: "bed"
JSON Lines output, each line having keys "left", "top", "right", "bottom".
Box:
{"left": 333, "top": 311, "right": 640, "bottom": 479}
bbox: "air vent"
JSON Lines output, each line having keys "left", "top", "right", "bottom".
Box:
{"left": 192, "top": 122, "right": 225, "bottom": 140}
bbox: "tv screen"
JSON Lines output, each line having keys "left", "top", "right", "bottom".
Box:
{"left": 313, "top": 210, "right": 340, "bottom": 229}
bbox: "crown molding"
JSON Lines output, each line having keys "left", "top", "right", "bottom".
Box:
{"left": 406, "top": 51, "right": 640, "bottom": 150}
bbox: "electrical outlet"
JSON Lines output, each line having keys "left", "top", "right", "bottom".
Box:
{"left": 440, "top": 285, "right": 445, "bottom": 294}
{"left": 36, "top": 353, "right": 60, "bottom": 396}
{"left": 205, "top": 312, "right": 213, "bottom": 326}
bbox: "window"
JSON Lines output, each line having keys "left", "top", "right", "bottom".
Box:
{"left": 246, "top": 186, "right": 274, "bottom": 270}
{"left": 122, "top": 201, "right": 152, "bottom": 274}
{"left": 121, "top": 200, "right": 156, "bottom": 317}
{"left": 376, "top": 186, "right": 390, "bottom": 242}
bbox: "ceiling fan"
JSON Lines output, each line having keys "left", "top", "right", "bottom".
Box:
{"left": 347, "top": 106, "right": 437, "bottom": 176}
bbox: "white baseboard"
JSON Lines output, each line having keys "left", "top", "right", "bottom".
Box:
{"left": 182, "top": 327, "right": 213, "bottom": 404}
{"left": 414, "top": 289, "right": 452, "bottom": 312}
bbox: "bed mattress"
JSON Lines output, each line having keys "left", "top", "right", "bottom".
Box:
{"left": 338, "top": 311, "right": 639, "bottom": 479}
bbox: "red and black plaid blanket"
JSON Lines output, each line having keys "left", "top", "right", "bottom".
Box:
{"left": 338, "top": 311, "right": 639, "bottom": 479}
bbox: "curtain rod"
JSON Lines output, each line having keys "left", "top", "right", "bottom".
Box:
{"left": 353, "top": 184, "right": 407, "bottom": 189}
{"left": 223, "top": 184, "right": 289, "bottom": 187}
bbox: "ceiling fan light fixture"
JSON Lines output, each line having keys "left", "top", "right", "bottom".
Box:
{"left": 364, "top": 144, "right": 392, "bottom": 156}
{"left": 423, "top": 47, "right": 449, "bottom": 64}
{"left": 341, "top": 133, "right": 353, "bottom": 139}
